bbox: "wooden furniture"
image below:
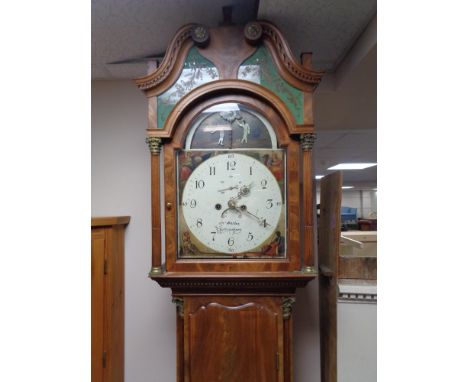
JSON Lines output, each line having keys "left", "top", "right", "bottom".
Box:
{"left": 318, "top": 173, "right": 342, "bottom": 382}
{"left": 358, "top": 218, "right": 377, "bottom": 231}
{"left": 134, "top": 20, "right": 325, "bottom": 381}
{"left": 318, "top": 175, "right": 377, "bottom": 382}
{"left": 91, "top": 216, "right": 130, "bottom": 382}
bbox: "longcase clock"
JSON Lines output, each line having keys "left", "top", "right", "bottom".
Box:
{"left": 135, "top": 20, "right": 324, "bottom": 381}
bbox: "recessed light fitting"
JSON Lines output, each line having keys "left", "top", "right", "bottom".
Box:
{"left": 328, "top": 163, "right": 377, "bottom": 170}
{"left": 341, "top": 186, "right": 354, "bottom": 189}
{"left": 315, "top": 175, "right": 324, "bottom": 179}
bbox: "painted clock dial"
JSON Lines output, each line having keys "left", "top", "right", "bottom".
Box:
{"left": 181, "top": 153, "right": 283, "bottom": 254}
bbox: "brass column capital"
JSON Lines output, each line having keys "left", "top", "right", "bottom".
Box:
{"left": 300, "top": 133, "right": 316, "bottom": 151}
{"left": 282, "top": 297, "right": 296, "bottom": 319}
{"left": 172, "top": 297, "right": 184, "bottom": 318}
{"left": 146, "top": 137, "right": 163, "bottom": 155}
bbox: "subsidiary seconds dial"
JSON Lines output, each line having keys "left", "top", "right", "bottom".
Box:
{"left": 181, "top": 153, "right": 283, "bottom": 254}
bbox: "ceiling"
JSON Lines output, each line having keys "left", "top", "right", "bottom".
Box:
{"left": 315, "top": 43, "right": 376, "bottom": 188}
{"left": 92, "top": 0, "right": 376, "bottom": 79}
{"left": 315, "top": 129, "right": 377, "bottom": 187}
{"left": 92, "top": 0, "right": 377, "bottom": 188}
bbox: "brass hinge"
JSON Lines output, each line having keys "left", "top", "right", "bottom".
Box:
{"left": 102, "top": 351, "right": 107, "bottom": 368}
{"left": 104, "top": 258, "right": 108, "bottom": 275}
{"left": 276, "top": 352, "right": 280, "bottom": 370}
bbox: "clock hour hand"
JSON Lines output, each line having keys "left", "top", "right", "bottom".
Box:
{"left": 239, "top": 183, "right": 253, "bottom": 196}
{"left": 217, "top": 185, "right": 239, "bottom": 193}
{"left": 231, "top": 183, "right": 254, "bottom": 201}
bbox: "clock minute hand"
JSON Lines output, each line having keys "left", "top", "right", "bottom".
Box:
{"left": 243, "top": 209, "right": 271, "bottom": 227}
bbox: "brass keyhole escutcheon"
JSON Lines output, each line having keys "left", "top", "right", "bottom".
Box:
{"left": 166, "top": 202, "right": 173, "bottom": 210}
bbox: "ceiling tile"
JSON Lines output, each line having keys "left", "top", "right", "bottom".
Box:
{"left": 92, "top": 0, "right": 376, "bottom": 79}
{"left": 258, "top": 0, "right": 376, "bottom": 69}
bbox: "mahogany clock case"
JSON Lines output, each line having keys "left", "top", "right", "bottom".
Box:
{"left": 133, "top": 21, "right": 325, "bottom": 382}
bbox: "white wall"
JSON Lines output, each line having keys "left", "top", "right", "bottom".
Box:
{"left": 92, "top": 80, "right": 321, "bottom": 382}
{"left": 92, "top": 80, "right": 176, "bottom": 381}
{"left": 342, "top": 190, "right": 377, "bottom": 219}
{"left": 337, "top": 302, "right": 377, "bottom": 382}
{"left": 317, "top": 189, "right": 377, "bottom": 219}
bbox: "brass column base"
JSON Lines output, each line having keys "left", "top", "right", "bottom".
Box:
{"left": 301, "top": 265, "right": 318, "bottom": 275}
{"left": 149, "top": 266, "right": 163, "bottom": 277}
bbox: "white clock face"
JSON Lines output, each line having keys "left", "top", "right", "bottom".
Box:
{"left": 181, "top": 152, "right": 284, "bottom": 254}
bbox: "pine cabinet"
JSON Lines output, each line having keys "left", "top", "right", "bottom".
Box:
{"left": 91, "top": 216, "right": 129, "bottom": 382}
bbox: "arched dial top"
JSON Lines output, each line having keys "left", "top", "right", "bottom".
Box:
{"left": 178, "top": 151, "right": 287, "bottom": 258}
{"left": 185, "top": 102, "right": 277, "bottom": 149}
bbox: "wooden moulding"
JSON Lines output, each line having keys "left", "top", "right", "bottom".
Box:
{"left": 152, "top": 272, "right": 315, "bottom": 293}
{"left": 91, "top": 216, "right": 130, "bottom": 227}
{"left": 134, "top": 21, "right": 324, "bottom": 98}
{"left": 134, "top": 23, "right": 196, "bottom": 94}
{"left": 257, "top": 20, "right": 324, "bottom": 90}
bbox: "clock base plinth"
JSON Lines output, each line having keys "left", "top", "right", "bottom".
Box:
{"left": 152, "top": 272, "right": 316, "bottom": 382}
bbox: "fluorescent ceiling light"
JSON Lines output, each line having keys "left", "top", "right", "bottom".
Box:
{"left": 315, "top": 175, "right": 324, "bottom": 179}
{"left": 328, "top": 163, "right": 377, "bottom": 170}
{"left": 342, "top": 186, "right": 354, "bottom": 189}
